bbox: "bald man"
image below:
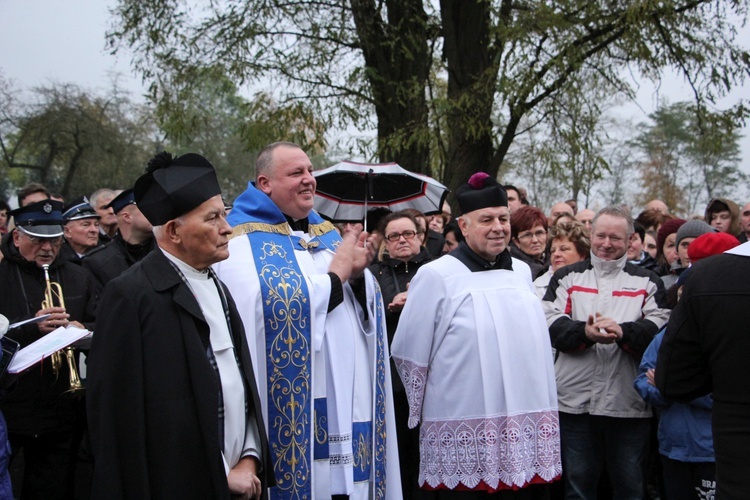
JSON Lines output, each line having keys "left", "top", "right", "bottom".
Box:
{"left": 549, "top": 202, "right": 575, "bottom": 226}
{"left": 576, "top": 208, "right": 595, "bottom": 232}
{"left": 646, "top": 199, "right": 669, "bottom": 215}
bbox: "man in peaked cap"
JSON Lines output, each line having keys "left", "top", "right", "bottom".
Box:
{"left": 87, "top": 152, "right": 274, "bottom": 499}
{"left": 82, "top": 188, "right": 156, "bottom": 299}
{"left": 0, "top": 199, "right": 96, "bottom": 499}
{"left": 60, "top": 196, "right": 103, "bottom": 264}
{"left": 89, "top": 188, "right": 118, "bottom": 243}
{"left": 391, "top": 172, "right": 561, "bottom": 497}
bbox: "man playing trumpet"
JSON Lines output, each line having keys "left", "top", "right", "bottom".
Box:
{"left": 0, "top": 199, "right": 96, "bottom": 499}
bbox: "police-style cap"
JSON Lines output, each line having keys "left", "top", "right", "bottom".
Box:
{"left": 62, "top": 196, "right": 100, "bottom": 222}
{"left": 10, "top": 199, "right": 64, "bottom": 237}
{"left": 134, "top": 151, "right": 222, "bottom": 226}
{"left": 106, "top": 188, "right": 136, "bottom": 214}
{"left": 455, "top": 172, "right": 508, "bottom": 215}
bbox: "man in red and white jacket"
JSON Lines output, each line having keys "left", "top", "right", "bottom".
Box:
{"left": 542, "top": 205, "right": 670, "bottom": 500}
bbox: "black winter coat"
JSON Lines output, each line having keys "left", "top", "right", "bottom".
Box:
{"left": 82, "top": 232, "right": 155, "bottom": 299}
{"left": 0, "top": 230, "right": 96, "bottom": 435}
{"left": 369, "top": 249, "right": 432, "bottom": 392}
{"left": 87, "top": 249, "right": 275, "bottom": 499}
{"left": 656, "top": 247, "right": 750, "bottom": 498}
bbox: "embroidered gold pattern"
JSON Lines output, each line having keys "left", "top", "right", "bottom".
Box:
{"left": 308, "top": 220, "right": 336, "bottom": 236}
{"left": 230, "top": 221, "right": 291, "bottom": 239}
{"left": 353, "top": 428, "right": 373, "bottom": 474}
{"left": 258, "top": 240, "right": 312, "bottom": 497}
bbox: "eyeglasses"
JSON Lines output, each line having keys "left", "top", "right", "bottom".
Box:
{"left": 21, "top": 233, "right": 63, "bottom": 246}
{"left": 385, "top": 230, "right": 417, "bottom": 242}
{"left": 517, "top": 229, "right": 548, "bottom": 241}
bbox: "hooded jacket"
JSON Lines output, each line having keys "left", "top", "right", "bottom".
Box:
{"left": 705, "top": 197, "right": 741, "bottom": 237}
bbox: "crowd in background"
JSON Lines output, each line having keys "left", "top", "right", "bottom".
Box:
{"left": 0, "top": 170, "right": 748, "bottom": 499}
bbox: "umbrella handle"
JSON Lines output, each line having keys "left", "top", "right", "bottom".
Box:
{"left": 363, "top": 169, "right": 374, "bottom": 233}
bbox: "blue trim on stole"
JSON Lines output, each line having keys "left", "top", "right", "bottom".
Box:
{"left": 373, "top": 286, "right": 387, "bottom": 498}
{"left": 314, "top": 398, "right": 328, "bottom": 461}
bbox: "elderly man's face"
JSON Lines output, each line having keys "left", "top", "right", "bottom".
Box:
{"left": 591, "top": 214, "right": 630, "bottom": 261}
{"left": 258, "top": 146, "right": 316, "bottom": 220}
{"left": 13, "top": 229, "right": 63, "bottom": 267}
{"left": 174, "top": 195, "right": 232, "bottom": 271}
{"left": 64, "top": 218, "right": 100, "bottom": 253}
{"left": 458, "top": 206, "right": 511, "bottom": 261}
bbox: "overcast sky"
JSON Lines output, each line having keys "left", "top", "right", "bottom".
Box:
{"left": 2, "top": 0, "right": 749, "bottom": 179}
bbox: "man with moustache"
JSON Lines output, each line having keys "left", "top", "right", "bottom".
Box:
{"left": 83, "top": 188, "right": 155, "bottom": 298}
{"left": 391, "top": 173, "right": 561, "bottom": 498}
{"left": 214, "top": 141, "right": 402, "bottom": 499}
{"left": 0, "top": 199, "right": 96, "bottom": 499}
{"left": 87, "top": 152, "right": 274, "bottom": 499}
{"left": 543, "top": 206, "right": 670, "bottom": 499}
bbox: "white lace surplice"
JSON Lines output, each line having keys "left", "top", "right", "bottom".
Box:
{"left": 392, "top": 255, "right": 561, "bottom": 491}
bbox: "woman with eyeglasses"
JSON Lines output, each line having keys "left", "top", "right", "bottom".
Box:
{"left": 509, "top": 205, "right": 549, "bottom": 279}
{"left": 368, "top": 209, "right": 432, "bottom": 499}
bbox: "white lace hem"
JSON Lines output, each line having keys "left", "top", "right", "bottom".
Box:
{"left": 393, "top": 356, "right": 428, "bottom": 428}
{"left": 419, "top": 411, "right": 561, "bottom": 490}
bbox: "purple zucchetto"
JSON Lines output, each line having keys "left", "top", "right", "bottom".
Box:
{"left": 455, "top": 172, "right": 508, "bottom": 215}
{"left": 134, "top": 152, "right": 222, "bottom": 226}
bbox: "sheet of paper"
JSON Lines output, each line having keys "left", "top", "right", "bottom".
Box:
{"left": 8, "top": 325, "right": 90, "bottom": 374}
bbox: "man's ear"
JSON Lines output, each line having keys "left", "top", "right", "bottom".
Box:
{"left": 457, "top": 216, "right": 468, "bottom": 236}
{"left": 256, "top": 174, "right": 271, "bottom": 195}
{"left": 163, "top": 219, "right": 181, "bottom": 243}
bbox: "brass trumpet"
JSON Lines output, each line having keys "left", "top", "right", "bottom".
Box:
{"left": 41, "top": 264, "right": 85, "bottom": 395}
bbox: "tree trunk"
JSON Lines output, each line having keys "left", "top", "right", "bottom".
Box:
{"left": 440, "top": 0, "right": 500, "bottom": 201}
{"left": 351, "top": 0, "right": 431, "bottom": 174}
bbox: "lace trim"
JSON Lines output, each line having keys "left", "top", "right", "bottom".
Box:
{"left": 329, "top": 432, "right": 352, "bottom": 444}
{"left": 330, "top": 453, "right": 354, "bottom": 467}
{"left": 420, "top": 412, "right": 561, "bottom": 490}
{"left": 393, "top": 357, "right": 428, "bottom": 428}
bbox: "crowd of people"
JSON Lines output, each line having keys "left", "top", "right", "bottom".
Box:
{"left": 0, "top": 144, "right": 747, "bottom": 499}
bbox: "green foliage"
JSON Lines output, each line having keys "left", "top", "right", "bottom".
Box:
{"left": 0, "top": 78, "right": 158, "bottom": 199}
{"left": 105, "top": 0, "right": 750, "bottom": 199}
{"left": 151, "top": 69, "right": 330, "bottom": 200}
{"left": 632, "top": 100, "right": 747, "bottom": 215}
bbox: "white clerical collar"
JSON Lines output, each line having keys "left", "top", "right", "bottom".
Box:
{"left": 159, "top": 247, "right": 210, "bottom": 280}
{"left": 726, "top": 241, "right": 750, "bottom": 257}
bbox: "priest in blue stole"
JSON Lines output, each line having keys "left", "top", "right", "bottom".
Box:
{"left": 215, "top": 142, "right": 402, "bottom": 499}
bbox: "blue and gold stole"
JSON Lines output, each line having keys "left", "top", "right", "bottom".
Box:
{"left": 228, "top": 183, "right": 387, "bottom": 498}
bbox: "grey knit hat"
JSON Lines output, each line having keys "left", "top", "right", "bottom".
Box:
{"left": 675, "top": 219, "right": 716, "bottom": 247}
